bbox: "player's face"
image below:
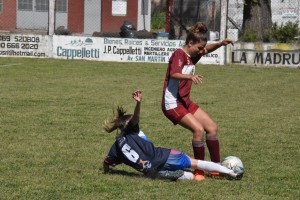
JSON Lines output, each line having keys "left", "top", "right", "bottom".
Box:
{"left": 189, "top": 40, "right": 207, "bottom": 56}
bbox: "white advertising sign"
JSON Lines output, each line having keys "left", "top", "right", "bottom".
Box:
{"left": 53, "top": 36, "right": 101, "bottom": 60}
{"left": 102, "top": 37, "right": 183, "bottom": 63}
{"left": 52, "top": 35, "right": 221, "bottom": 64}
{"left": 228, "top": 43, "right": 300, "bottom": 68}
{"left": 0, "top": 34, "right": 49, "bottom": 58}
{"left": 101, "top": 37, "right": 221, "bottom": 64}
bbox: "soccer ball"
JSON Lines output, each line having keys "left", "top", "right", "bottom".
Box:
{"left": 221, "top": 156, "right": 244, "bottom": 180}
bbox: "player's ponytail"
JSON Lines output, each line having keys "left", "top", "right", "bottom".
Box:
{"left": 103, "top": 106, "right": 133, "bottom": 133}
{"left": 189, "top": 22, "right": 208, "bottom": 34}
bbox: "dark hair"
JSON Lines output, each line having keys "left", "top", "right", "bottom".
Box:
{"left": 103, "top": 106, "right": 133, "bottom": 133}
{"left": 185, "top": 32, "right": 207, "bottom": 45}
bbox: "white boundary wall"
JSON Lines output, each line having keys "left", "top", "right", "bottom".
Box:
{"left": 0, "top": 33, "right": 299, "bottom": 68}
{"left": 0, "top": 34, "right": 220, "bottom": 64}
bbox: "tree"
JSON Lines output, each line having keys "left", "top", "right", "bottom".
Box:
{"left": 242, "top": 0, "right": 272, "bottom": 41}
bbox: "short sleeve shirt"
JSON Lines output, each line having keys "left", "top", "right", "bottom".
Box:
{"left": 162, "top": 48, "right": 203, "bottom": 110}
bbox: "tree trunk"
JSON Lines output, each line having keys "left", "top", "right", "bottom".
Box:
{"left": 242, "top": 0, "right": 272, "bottom": 41}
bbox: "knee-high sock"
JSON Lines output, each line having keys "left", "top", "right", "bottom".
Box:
{"left": 192, "top": 140, "right": 205, "bottom": 160}
{"left": 197, "top": 160, "right": 233, "bottom": 174}
{"left": 206, "top": 135, "right": 220, "bottom": 162}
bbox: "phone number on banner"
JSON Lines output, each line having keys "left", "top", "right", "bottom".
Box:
{"left": 0, "top": 35, "right": 40, "bottom": 49}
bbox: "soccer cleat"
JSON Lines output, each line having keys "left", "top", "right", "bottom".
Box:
{"left": 157, "top": 170, "right": 185, "bottom": 181}
{"left": 235, "top": 172, "right": 244, "bottom": 180}
{"left": 194, "top": 169, "right": 205, "bottom": 181}
{"left": 208, "top": 172, "right": 225, "bottom": 178}
{"left": 227, "top": 171, "right": 244, "bottom": 180}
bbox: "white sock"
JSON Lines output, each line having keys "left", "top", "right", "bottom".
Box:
{"left": 197, "top": 160, "right": 234, "bottom": 174}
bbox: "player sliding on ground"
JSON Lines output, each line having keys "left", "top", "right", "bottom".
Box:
{"left": 102, "top": 90, "right": 243, "bottom": 181}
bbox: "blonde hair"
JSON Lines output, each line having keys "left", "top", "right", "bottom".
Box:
{"left": 103, "top": 106, "right": 132, "bottom": 133}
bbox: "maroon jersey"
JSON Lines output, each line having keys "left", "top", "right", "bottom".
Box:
{"left": 162, "top": 48, "right": 203, "bottom": 110}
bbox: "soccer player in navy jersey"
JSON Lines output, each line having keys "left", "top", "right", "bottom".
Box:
{"left": 161, "top": 23, "right": 234, "bottom": 180}
{"left": 102, "top": 90, "right": 242, "bottom": 181}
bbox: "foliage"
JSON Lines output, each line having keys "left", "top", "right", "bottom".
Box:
{"left": 242, "top": 21, "right": 299, "bottom": 43}
{"left": 151, "top": 10, "right": 165, "bottom": 31}
{"left": 242, "top": 29, "right": 258, "bottom": 42}
{"left": 268, "top": 21, "right": 299, "bottom": 43}
{"left": 0, "top": 57, "right": 300, "bottom": 199}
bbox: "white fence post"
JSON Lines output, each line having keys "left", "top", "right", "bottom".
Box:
{"left": 220, "top": 0, "right": 228, "bottom": 65}
{"left": 48, "top": 0, "right": 56, "bottom": 36}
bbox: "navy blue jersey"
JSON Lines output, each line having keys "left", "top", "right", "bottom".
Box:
{"left": 104, "top": 122, "right": 170, "bottom": 174}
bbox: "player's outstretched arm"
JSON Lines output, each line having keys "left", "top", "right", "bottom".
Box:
{"left": 205, "top": 38, "right": 234, "bottom": 54}
{"left": 131, "top": 90, "right": 142, "bottom": 125}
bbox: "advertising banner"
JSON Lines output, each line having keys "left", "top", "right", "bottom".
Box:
{"left": 53, "top": 36, "right": 221, "bottom": 64}
{"left": 0, "top": 34, "right": 49, "bottom": 58}
{"left": 53, "top": 36, "right": 101, "bottom": 60}
{"left": 228, "top": 43, "right": 300, "bottom": 68}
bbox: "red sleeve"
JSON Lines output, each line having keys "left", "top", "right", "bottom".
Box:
{"left": 169, "top": 49, "right": 186, "bottom": 76}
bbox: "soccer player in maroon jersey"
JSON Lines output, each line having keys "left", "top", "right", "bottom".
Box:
{"left": 161, "top": 23, "right": 234, "bottom": 180}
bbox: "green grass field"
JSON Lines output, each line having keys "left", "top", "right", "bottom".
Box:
{"left": 0, "top": 57, "right": 299, "bottom": 199}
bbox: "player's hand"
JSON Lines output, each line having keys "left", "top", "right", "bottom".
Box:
{"left": 221, "top": 38, "right": 234, "bottom": 46}
{"left": 191, "top": 75, "right": 203, "bottom": 84}
{"left": 132, "top": 90, "right": 142, "bottom": 102}
{"left": 103, "top": 162, "right": 110, "bottom": 174}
